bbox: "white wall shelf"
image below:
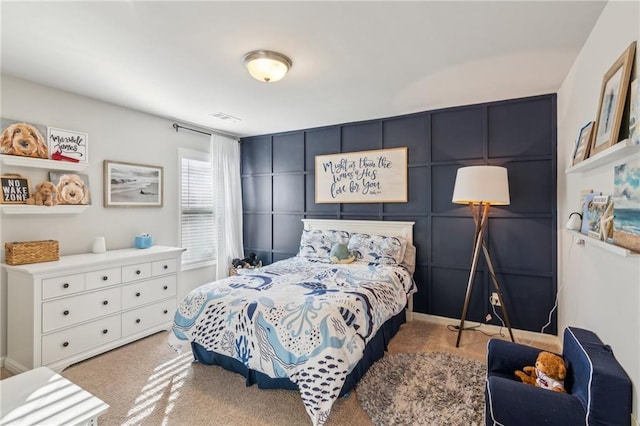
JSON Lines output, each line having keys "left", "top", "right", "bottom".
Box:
{"left": 568, "top": 230, "right": 637, "bottom": 257}
{"left": 1, "top": 155, "right": 88, "bottom": 172}
{"left": 565, "top": 139, "right": 638, "bottom": 174}
{"left": 0, "top": 205, "right": 89, "bottom": 215}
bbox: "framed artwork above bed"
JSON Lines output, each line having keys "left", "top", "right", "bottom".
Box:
{"left": 314, "top": 147, "right": 408, "bottom": 203}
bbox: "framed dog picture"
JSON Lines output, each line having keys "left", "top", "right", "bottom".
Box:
{"left": 1, "top": 118, "right": 49, "bottom": 159}
{"left": 103, "top": 160, "right": 163, "bottom": 207}
{"left": 1, "top": 174, "right": 30, "bottom": 204}
{"left": 48, "top": 171, "right": 91, "bottom": 205}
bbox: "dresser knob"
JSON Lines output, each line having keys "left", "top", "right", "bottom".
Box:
{"left": 62, "top": 341, "right": 69, "bottom": 347}
{"left": 136, "top": 292, "right": 141, "bottom": 297}
{"left": 163, "top": 285, "right": 168, "bottom": 290}
{"left": 102, "top": 329, "right": 108, "bottom": 334}
{"left": 103, "top": 300, "right": 109, "bottom": 305}
{"left": 63, "top": 310, "right": 69, "bottom": 316}
{"left": 63, "top": 283, "right": 69, "bottom": 289}
{"left": 136, "top": 319, "right": 141, "bottom": 323}
{"left": 163, "top": 265, "right": 168, "bottom": 270}
{"left": 163, "top": 310, "right": 168, "bottom": 314}
{"left": 136, "top": 270, "right": 141, "bottom": 275}
{"left": 102, "top": 276, "right": 108, "bottom": 281}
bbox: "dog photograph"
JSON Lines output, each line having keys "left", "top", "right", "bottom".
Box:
{"left": 48, "top": 171, "right": 91, "bottom": 205}
{"left": 1, "top": 118, "right": 49, "bottom": 159}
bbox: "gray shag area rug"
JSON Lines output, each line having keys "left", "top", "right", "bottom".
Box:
{"left": 357, "top": 352, "right": 485, "bottom": 426}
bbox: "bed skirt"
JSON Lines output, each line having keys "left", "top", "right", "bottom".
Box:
{"left": 190, "top": 308, "right": 407, "bottom": 396}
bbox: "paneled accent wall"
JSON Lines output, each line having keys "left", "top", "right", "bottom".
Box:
{"left": 240, "top": 94, "right": 557, "bottom": 334}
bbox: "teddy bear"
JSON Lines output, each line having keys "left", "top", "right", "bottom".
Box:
{"left": 515, "top": 351, "right": 567, "bottom": 393}
{"left": 26, "top": 181, "right": 58, "bottom": 207}
{"left": 330, "top": 243, "right": 356, "bottom": 264}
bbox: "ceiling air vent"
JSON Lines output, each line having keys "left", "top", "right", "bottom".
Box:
{"left": 209, "top": 112, "right": 241, "bottom": 124}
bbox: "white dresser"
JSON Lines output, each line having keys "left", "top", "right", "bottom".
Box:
{"left": 3, "top": 246, "right": 184, "bottom": 373}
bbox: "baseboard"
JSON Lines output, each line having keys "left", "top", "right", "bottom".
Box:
{"left": 412, "top": 312, "right": 561, "bottom": 348}
{"left": 3, "top": 357, "right": 28, "bottom": 374}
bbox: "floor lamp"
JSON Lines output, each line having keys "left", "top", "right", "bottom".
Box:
{"left": 452, "top": 166, "right": 515, "bottom": 347}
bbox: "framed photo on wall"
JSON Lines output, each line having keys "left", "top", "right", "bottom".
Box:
{"left": 103, "top": 160, "right": 163, "bottom": 207}
{"left": 590, "top": 41, "right": 636, "bottom": 157}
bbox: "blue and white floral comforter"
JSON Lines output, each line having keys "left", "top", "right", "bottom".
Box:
{"left": 169, "top": 256, "right": 416, "bottom": 425}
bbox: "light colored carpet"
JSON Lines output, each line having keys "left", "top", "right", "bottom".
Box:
{"left": 1, "top": 321, "right": 558, "bottom": 425}
{"left": 357, "top": 352, "right": 485, "bottom": 425}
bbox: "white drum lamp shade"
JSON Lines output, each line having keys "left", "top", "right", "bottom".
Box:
{"left": 452, "top": 166, "right": 510, "bottom": 205}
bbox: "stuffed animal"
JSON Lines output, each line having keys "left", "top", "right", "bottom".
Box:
{"left": 26, "top": 181, "right": 58, "bottom": 207}
{"left": 330, "top": 243, "right": 356, "bottom": 264}
{"left": 232, "top": 252, "right": 261, "bottom": 269}
{"left": 515, "top": 351, "right": 567, "bottom": 393}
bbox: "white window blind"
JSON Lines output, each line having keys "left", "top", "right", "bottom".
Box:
{"left": 180, "top": 152, "right": 215, "bottom": 267}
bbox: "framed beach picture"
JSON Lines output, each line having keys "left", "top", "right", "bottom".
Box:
{"left": 103, "top": 160, "right": 163, "bottom": 207}
{"left": 590, "top": 41, "right": 636, "bottom": 157}
{"left": 612, "top": 160, "right": 640, "bottom": 253}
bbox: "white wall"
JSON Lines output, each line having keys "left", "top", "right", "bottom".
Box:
{"left": 557, "top": 1, "right": 640, "bottom": 421}
{"left": 0, "top": 75, "right": 221, "bottom": 360}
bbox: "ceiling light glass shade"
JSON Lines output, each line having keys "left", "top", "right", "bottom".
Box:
{"left": 243, "top": 50, "right": 292, "bottom": 83}
{"left": 452, "top": 166, "right": 510, "bottom": 205}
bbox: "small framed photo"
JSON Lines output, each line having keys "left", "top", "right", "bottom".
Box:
{"left": 47, "top": 127, "right": 89, "bottom": 164}
{"left": 0, "top": 174, "right": 30, "bottom": 204}
{"left": 590, "top": 41, "right": 636, "bottom": 157}
{"left": 572, "top": 121, "right": 594, "bottom": 165}
{"left": 48, "top": 171, "right": 91, "bottom": 205}
{"left": 104, "top": 160, "right": 163, "bottom": 207}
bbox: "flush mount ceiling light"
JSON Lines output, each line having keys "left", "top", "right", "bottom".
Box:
{"left": 242, "top": 50, "right": 292, "bottom": 83}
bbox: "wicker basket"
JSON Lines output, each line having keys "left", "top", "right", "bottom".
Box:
{"left": 229, "top": 261, "right": 262, "bottom": 276}
{"left": 4, "top": 240, "right": 59, "bottom": 265}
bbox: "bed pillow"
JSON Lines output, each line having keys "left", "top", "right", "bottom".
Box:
{"left": 298, "top": 229, "right": 350, "bottom": 260}
{"left": 400, "top": 243, "right": 416, "bottom": 274}
{"left": 347, "top": 232, "right": 407, "bottom": 265}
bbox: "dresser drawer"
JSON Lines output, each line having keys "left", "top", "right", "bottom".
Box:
{"left": 122, "top": 275, "right": 177, "bottom": 310}
{"left": 42, "top": 315, "right": 121, "bottom": 365}
{"left": 122, "top": 263, "right": 152, "bottom": 283}
{"left": 42, "top": 287, "right": 122, "bottom": 333}
{"left": 42, "top": 274, "right": 85, "bottom": 300}
{"left": 152, "top": 258, "right": 177, "bottom": 276}
{"left": 122, "top": 298, "right": 176, "bottom": 337}
{"left": 86, "top": 267, "right": 122, "bottom": 290}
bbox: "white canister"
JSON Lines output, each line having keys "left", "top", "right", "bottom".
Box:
{"left": 93, "top": 236, "right": 106, "bottom": 254}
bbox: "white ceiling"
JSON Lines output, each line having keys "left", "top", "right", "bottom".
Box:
{"left": 1, "top": 1, "right": 606, "bottom": 138}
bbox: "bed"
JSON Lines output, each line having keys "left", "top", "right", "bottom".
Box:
{"left": 169, "top": 219, "right": 416, "bottom": 425}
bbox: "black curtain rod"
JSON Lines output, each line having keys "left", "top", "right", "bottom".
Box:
{"left": 172, "top": 123, "right": 211, "bottom": 136}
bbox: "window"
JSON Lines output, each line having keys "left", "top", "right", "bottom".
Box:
{"left": 179, "top": 149, "right": 215, "bottom": 268}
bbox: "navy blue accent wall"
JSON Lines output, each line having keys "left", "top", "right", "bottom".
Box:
{"left": 240, "top": 94, "right": 557, "bottom": 334}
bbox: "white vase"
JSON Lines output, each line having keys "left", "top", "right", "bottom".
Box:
{"left": 92, "top": 237, "right": 106, "bottom": 254}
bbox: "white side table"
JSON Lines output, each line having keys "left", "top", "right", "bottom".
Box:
{"left": 0, "top": 367, "right": 109, "bottom": 425}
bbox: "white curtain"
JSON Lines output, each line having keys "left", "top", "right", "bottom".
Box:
{"left": 211, "top": 134, "right": 244, "bottom": 280}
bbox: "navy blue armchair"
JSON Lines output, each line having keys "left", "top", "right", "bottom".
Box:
{"left": 485, "top": 327, "right": 631, "bottom": 426}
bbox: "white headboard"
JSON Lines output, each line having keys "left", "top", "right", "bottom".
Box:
{"left": 302, "top": 219, "right": 414, "bottom": 244}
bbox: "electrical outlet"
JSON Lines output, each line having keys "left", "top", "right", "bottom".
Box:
{"left": 490, "top": 292, "right": 501, "bottom": 306}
